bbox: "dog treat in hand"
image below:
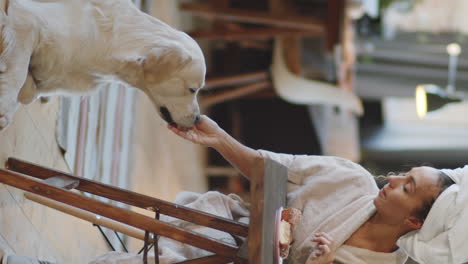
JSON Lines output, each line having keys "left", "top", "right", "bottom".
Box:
{"left": 281, "top": 207, "right": 302, "bottom": 226}
{"left": 279, "top": 207, "right": 302, "bottom": 259}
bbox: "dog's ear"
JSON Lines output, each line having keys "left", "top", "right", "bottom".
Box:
{"left": 142, "top": 44, "right": 193, "bottom": 84}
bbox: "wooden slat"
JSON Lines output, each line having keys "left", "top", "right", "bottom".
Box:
{"left": 0, "top": 168, "right": 241, "bottom": 259}
{"left": 205, "top": 71, "right": 269, "bottom": 90}
{"left": 200, "top": 81, "right": 271, "bottom": 107}
{"left": 5, "top": 158, "right": 248, "bottom": 237}
{"left": 180, "top": 3, "right": 325, "bottom": 32}
{"left": 175, "top": 255, "right": 233, "bottom": 264}
{"left": 188, "top": 27, "right": 317, "bottom": 41}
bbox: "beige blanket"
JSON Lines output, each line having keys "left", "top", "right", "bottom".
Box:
{"left": 89, "top": 191, "right": 249, "bottom": 264}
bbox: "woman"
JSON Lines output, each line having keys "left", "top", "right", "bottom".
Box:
{"left": 168, "top": 115, "right": 462, "bottom": 264}
{"left": 2, "top": 116, "right": 466, "bottom": 264}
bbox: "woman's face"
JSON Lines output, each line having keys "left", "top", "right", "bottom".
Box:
{"left": 374, "top": 166, "right": 441, "bottom": 226}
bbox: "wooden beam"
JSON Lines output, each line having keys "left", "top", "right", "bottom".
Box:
{"left": 5, "top": 158, "right": 249, "bottom": 237}
{"left": 188, "top": 27, "right": 317, "bottom": 41}
{"left": 200, "top": 81, "right": 271, "bottom": 107}
{"left": 180, "top": 3, "right": 325, "bottom": 32}
{"left": 205, "top": 71, "right": 269, "bottom": 90}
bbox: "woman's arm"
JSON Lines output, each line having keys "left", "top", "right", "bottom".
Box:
{"left": 168, "top": 115, "right": 262, "bottom": 180}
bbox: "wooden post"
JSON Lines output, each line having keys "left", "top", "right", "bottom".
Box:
{"left": 248, "top": 158, "right": 265, "bottom": 264}
{"left": 188, "top": 27, "right": 317, "bottom": 41}
{"left": 180, "top": 3, "right": 324, "bottom": 32}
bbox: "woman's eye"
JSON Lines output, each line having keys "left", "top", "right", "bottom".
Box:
{"left": 189, "top": 88, "right": 197, "bottom": 93}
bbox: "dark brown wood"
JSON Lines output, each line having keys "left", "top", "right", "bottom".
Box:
{"left": 208, "top": 0, "right": 229, "bottom": 8}
{"left": 326, "top": 0, "right": 345, "bottom": 53}
{"left": 205, "top": 71, "right": 269, "bottom": 90}
{"left": 188, "top": 27, "right": 317, "bottom": 41}
{"left": 175, "top": 255, "right": 233, "bottom": 264}
{"left": 269, "top": 0, "right": 296, "bottom": 14}
{"left": 5, "top": 158, "right": 248, "bottom": 237}
{"left": 200, "top": 81, "right": 271, "bottom": 107}
{"left": 0, "top": 168, "right": 243, "bottom": 259}
{"left": 180, "top": 3, "right": 325, "bottom": 32}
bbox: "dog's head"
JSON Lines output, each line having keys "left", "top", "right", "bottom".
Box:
{"left": 135, "top": 34, "right": 206, "bottom": 129}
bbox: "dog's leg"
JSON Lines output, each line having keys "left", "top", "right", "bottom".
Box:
{"left": 0, "top": 12, "right": 36, "bottom": 130}
{"left": 17, "top": 71, "right": 37, "bottom": 104}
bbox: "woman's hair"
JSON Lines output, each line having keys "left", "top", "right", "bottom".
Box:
{"left": 413, "top": 171, "right": 455, "bottom": 221}
{"left": 374, "top": 170, "right": 455, "bottom": 221}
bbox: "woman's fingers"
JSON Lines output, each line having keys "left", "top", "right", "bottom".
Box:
{"left": 318, "top": 244, "right": 331, "bottom": 255}
{"left": 312, "top": 234, "right": 332, "bottom": 246}
{"left": 318, "top": 232, "right": 334, "bottom": 244}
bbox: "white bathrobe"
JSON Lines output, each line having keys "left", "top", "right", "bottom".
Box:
{"left": 90, "top": 151, "right": 408, "bottom": 264}
{"left": 258, "top": 150, "right": 407, "bottom": 264}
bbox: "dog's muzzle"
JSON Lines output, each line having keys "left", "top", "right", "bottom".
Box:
{"left": 160, "top": 106, "right": 175, "bottom": 125}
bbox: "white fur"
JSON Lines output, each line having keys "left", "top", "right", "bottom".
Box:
{"left": 0, "top": 0, "right": 206, "bottom": 130}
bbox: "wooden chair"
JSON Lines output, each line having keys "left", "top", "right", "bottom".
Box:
{"left": 0, "top": 158, "right": 248, "bottom": 264}
{"left": 0, "top": 157, "right": 288, "bottom": 264}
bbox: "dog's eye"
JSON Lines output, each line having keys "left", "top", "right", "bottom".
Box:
{"left": 189, "top": 88, "right": 197, "bottom": 94}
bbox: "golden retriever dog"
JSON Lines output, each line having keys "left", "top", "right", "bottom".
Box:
{"left": 0, "top": 0, "right": 206, "bottom": 130}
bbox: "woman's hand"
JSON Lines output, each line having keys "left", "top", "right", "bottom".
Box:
{"left": 168, "top": 115, "right": 225, "bottom": 148}
{"left": 305, "top": 233, "right": 335, "bottom": 264}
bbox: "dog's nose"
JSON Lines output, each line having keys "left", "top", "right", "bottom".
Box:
{"left": 194, "top": 114, "right": 201, "bottom": 123}
{"left": 160, "top": 106, "right": 175, "bottom": 125}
